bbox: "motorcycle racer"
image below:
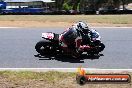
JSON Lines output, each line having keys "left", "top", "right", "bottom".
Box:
{"left": 74, "top": 21, "right": 104, "bottom": 53}
{"left": 60, "top": 21, "right": 93, "bottom": 58}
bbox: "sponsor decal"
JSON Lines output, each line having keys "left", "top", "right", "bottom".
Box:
{"left": 76, "top": 66, "right": 131, "bottom": 85}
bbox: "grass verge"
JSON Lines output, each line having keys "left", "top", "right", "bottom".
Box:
{"left": 0, "top": 15, "right": 132, "bottom": 24}
{"left": 0, "top": 71, "right": 75, "bottom": 82}
{"left": 0, "top": 71, "right": 131, "bottom": 88}
{"left": 0, "top": 15, "right": 132, "bottom": 27}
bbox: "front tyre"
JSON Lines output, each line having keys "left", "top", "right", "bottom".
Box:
{"left": 35, "top": 40, "right": 54, "bottom": 55}
{"left": 89, "top": 42, "right": 105, "bottom": 55}
{"left": 98, "top": 43, "right": 105, "bottom": 52}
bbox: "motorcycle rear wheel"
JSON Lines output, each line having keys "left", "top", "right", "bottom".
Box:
{"left": 35, "top": 40, "right": 54, "bottom": 55}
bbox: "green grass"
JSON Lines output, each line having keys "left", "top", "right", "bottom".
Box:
{"left": 0, "top": 71, "right": 76, "bottom": 83}
{"left": 0, "top": 15, "right": 132, "bottom": 24}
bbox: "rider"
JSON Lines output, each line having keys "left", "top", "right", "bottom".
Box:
{"left": 73, "top": 21, "right": 101, "bottom": 47}
{"left": 60, "top": 21, "right": 94, "bottom": 58}
{"left": 73, "top": 21, "right": 91, "bottom": 45}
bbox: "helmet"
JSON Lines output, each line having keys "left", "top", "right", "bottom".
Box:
{"left": 73, "top": 21, "right": 90, "bottom": 34}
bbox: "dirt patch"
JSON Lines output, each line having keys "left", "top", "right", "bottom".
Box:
{"left": 0, "top": 21, "right": 71, "bottom": 28}
{"left": 0, "top": 21, "right": 132, "bottom": 28}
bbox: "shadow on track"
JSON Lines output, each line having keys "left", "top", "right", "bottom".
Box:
{"left": 34, "top": 54, "right": 104, "bottom": 63}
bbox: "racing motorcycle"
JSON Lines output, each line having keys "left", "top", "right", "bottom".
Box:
{"left": 35, "top": 29, "right": 105, "bottom": 58}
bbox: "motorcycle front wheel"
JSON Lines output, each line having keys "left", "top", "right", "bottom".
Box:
{"left": 88, "top": 42, "right": 105, "bottom": 55}
{"left": 98, "top": 43, "right": 105, "bottom": 52}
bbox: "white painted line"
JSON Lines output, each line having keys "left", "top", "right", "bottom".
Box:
{"left": 0, "top": 68, "right": 132, "bottom": 72}
{"left": 0, "top": 27, "right": 20, "bottom": 28}
{"left": 0, "top": 27, "right": 132, "bottom": 29}
{"left": 91, "top": 27, "right": 132, "bottom": 29}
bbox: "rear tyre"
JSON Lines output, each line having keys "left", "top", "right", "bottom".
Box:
{"left": 35, "top": 40, "right": 54, "bottom": 55}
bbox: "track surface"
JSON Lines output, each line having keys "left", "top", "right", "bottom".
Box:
{"left": 0, "top": 27, "right": 132, "bottom": 68}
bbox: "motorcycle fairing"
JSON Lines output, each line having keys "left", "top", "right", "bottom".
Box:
{"left": 42, "top": 33, "right": 54, "bottom": 39}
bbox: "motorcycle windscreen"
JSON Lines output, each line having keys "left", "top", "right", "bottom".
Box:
{"left": 63, "top": 28, "right": 78, "bottom": 45}
{"left": 91, "top": 32, "right": 99, "bottom": 38}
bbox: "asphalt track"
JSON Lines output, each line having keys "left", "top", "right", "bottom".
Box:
{"left": 0, "top": 27, "right": 132, "bottom": 69}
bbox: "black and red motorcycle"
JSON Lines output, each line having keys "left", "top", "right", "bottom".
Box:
{"left": 35, "top": 29, "right": 105, "bottom": 58}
